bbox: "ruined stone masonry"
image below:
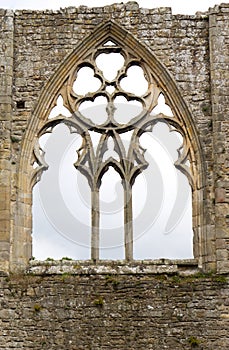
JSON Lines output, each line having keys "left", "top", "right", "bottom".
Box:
{"left": 0, "top": 2, "right": 228, "bottom": 349}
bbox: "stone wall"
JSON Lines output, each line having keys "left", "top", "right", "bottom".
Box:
{"left": 0, "top": 2, "right": 229, "bottom": 347}
{"left": 0, "top": 263, "right": 229, "bottom": 349}
{"left": 0, "top": 9, "right": 14, "bottom": 272}
{"left": 209, "top": 5, "right": 229, "bottom": 272}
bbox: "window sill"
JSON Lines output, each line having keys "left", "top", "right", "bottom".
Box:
{"left": 28, "top": 258, "right": 199, "bottom": 276}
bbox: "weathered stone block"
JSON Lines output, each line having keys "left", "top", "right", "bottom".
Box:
{"left": 215, "top": 188, "right": 226, "bottom": 203}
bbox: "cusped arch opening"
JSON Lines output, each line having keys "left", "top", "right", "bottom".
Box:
{"left": 14, "top": 20, "right": 205, "bottom": 271}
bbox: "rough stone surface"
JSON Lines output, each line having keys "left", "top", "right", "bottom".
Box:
{"left": 0, "top": 269, "right": 229, "bottom": 349}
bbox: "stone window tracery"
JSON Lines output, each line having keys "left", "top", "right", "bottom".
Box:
{"left": 32, "top": 39, "right": 193, "bottom": 262}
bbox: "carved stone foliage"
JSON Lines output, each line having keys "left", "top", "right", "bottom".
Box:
{"left": 32, "top": 37, "right": 193, "bottom": 261}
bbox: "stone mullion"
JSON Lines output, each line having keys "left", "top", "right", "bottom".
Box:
{"left": 91, "top": 187, "right": 100, "bottom": 262}
{"left": 123, "top": 179, "right": 133, "bottom": 261}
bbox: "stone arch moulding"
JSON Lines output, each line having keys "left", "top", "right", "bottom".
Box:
{"left": 13, "top": 20, "right": 207, "bottom": 272}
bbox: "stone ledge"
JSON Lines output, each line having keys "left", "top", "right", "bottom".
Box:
{"left": 27, "top": 259, "right": 199, "bottom": 276}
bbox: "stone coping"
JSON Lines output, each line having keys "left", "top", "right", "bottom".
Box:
{"left": 27, "top": 259, "right": 199, "bottom": 276}
{"left": 3, "top": 2, "right": 228, "bottom": 17}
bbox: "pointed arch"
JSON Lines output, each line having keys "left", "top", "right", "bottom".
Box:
{"left": 13, "top": 20, "right": 206, "bottom": 270}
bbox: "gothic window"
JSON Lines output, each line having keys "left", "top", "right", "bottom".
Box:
{"left": 32, "top": 38, "right": 194, "bottom": 261}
